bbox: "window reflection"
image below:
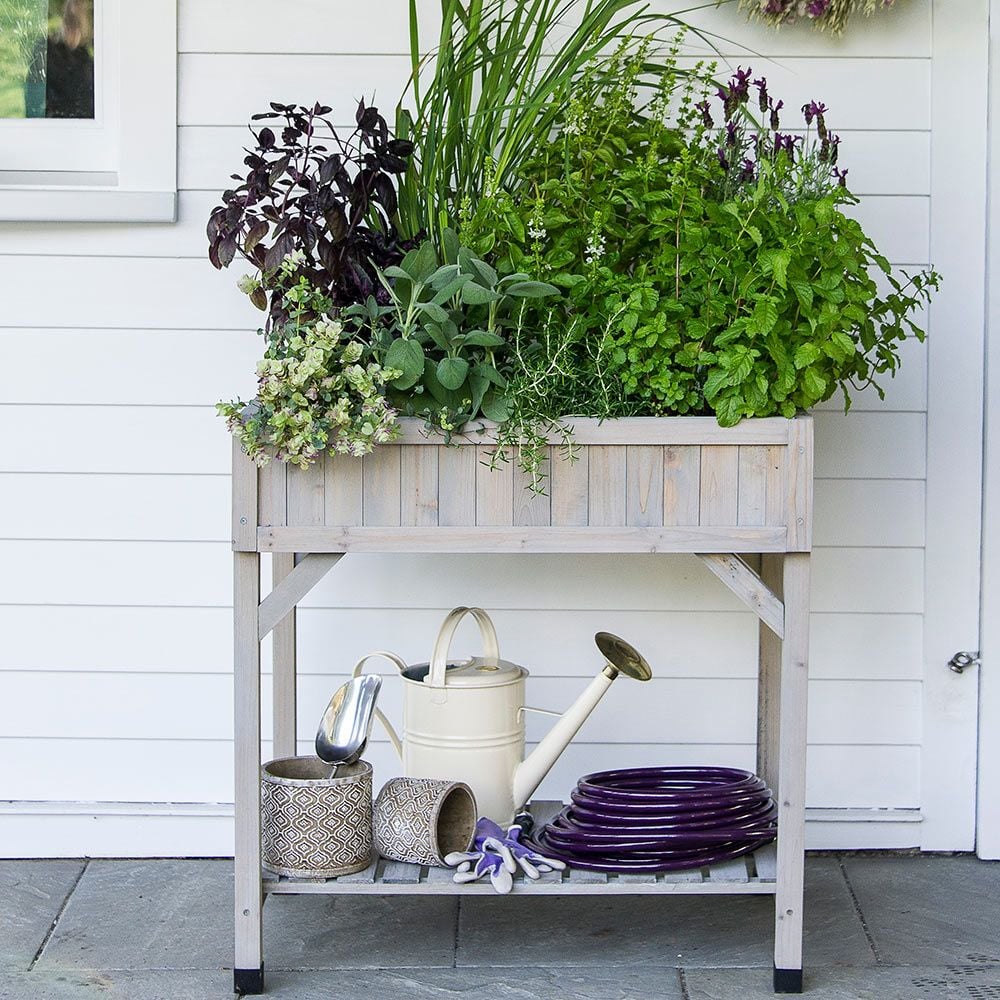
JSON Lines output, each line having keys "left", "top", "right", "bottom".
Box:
{"left": 0, "top": 0, "right": 95, "bottom": 120}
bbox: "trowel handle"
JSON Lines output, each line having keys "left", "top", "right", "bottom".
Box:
{"left": 352, "top": 651, "right": 407, "bottom": 758}
{"left": 427, "top": 607, "right": 501, "bottom": 687}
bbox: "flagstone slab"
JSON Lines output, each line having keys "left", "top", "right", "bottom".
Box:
{"left": 0, "top": 861, "right": 85, "bottom": 972}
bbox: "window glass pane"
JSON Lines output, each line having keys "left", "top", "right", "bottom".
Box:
{"left": 0, "top": 0, "right": 95, "bottom": 120}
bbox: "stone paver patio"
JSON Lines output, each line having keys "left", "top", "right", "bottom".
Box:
{"left": 1, "top": 855, "right": 998, "bottom": 999}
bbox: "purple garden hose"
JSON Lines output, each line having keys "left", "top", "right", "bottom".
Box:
{"left": 527, "top": 766, "right": 777, "bottom": 873}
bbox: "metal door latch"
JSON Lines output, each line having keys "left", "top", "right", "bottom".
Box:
{"left": 948, "top": 651, "right": 981, "bottom": 674}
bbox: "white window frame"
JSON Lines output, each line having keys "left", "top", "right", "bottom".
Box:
{"left": 0, "top": 0, "right": 176, "bottom": 222}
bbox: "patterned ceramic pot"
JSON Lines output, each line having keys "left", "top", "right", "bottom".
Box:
{"left": 261, "top": 756, "right": 372, "bottom": 878}
{"left": 373, "top": 777, "right": 477, "bottom": 867}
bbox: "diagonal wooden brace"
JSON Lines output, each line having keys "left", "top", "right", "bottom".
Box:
{"left": 698, "top": 553, "right": 785, "bottom": 639}
{"left": 257, "top": 553, "right": 342, "bottom": 640}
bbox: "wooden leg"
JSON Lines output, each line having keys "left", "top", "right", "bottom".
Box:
{"left": 234, "top": 551, "right": 264, "bottom": 994}
{"left": 773, "top": 552, "right": 810, "bottom": 993}
{"left": 757, "top": 554, "right": 783, "bottom": 792}
{"left": 272, "top": 552, "right": 297, "bottom": 761}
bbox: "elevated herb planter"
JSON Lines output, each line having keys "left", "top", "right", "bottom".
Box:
{"left": 232, "top": 416, "right": 813, "bottom": 996}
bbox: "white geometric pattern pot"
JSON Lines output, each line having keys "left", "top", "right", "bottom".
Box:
{"left": 261, "top": 756, "right": 372, "bottom": 878}
{"left": 373, "top": 777, "right": 476, "bottom": 867}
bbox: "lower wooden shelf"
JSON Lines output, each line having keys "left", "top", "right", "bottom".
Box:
{"left": 262, "top": 822, "right": 777, "bottom": 897}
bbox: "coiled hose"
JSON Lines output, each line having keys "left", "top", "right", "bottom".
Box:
{"left": 527, "top": 766, "right": 777, "bottom": 873}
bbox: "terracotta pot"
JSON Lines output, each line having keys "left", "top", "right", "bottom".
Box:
{"left": 373, "top": 777, "right": 477, "bottom": 866}
{"left": 261, "top": 756, "right": 372, "bottom": 878}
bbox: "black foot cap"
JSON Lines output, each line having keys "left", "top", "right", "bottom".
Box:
{"left": 774, "top": 967, "right": 803, "bottom": 994}
{"left": 234, "top": 966, "right": 264, "bottom": 995}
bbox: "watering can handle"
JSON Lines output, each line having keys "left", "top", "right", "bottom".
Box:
{"left": 427, "top": 607, "right": 501, "bottom": 688}
{"left": 351, "top": 651, "right": 407, "bottom": 758}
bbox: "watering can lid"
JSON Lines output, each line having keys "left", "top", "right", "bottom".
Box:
{"left": 405, "top": 657, "right": 527, "bottom": 688}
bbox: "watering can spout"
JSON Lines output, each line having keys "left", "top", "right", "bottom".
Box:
{"left": 511, "top": 633, "right": 652, "bottom": 814}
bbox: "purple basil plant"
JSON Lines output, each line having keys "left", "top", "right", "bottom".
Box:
{"left": 207, "top": 100, "right": 416, "bottom": 330}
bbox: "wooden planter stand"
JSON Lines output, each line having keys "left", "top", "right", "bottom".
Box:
{"left": 231, "top": 416, "right": 814, "bottom": 995}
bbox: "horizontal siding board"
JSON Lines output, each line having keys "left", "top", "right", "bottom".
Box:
{"left": 177, "top": 54, "right": 930, "bottom": 131}
{"left": 814, "top": 412, "right": 927, "bottom": 479}
{"left": 0, "top": 190, "right": 928, "bottom": 260}
{"left": 813, "top": 479, "right": 925, "bottom": 547}
{"left": 178, "top": 0, "right": 930, "bottom": 58}
{"left": 0, "top": 606, "right": 921, "bottom": 682}
{"left": 3, "top": 671, "right": 919, "bottom": 747}
{"left": 0, "top": 737, "right": 919, "bottom": 810}
{"left": 0, "top": 540, "right": 921, "bottom": 616}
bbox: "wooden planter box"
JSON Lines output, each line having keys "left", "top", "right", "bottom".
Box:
{"left": 231, "top": 414, "right": 814, "bottom": 996}
{"left": 233, "top": 416, "right": 812, "bottom": 556}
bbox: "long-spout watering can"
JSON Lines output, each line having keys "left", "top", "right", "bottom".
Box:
{"left": 353, "top": 607, "right": 652, "bottom": 822}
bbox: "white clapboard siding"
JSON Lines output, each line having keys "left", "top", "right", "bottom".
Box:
{"left": 0, "top": 475, "right": 922, "bottom": 549}
{"left": 0, "top": 736, "right": 919, "bottom": 809}
{"left": 0, "top": 188, "right": 928, "bottom": 262}
{"left": 178, "top": 0, "right": 930, "bottom": 59}
{"left": 0, "top": 407, "right": 926, "bottom": 477}
{"left": 0, "top": 330, "right": 260, "bottom": 405}
{"left": 0, "top": 605, "right": 922, "bottom": 683}
{"left": 0, "top": 539, "right": 923, "bottom": 613}
{"left": 1, "top": 669, "right": 919, "bottom": 748}
{"left": 0, "top": 0, "right": 943, "bottom": 854}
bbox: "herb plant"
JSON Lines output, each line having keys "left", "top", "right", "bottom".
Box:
{"left": 218, "top": 264, "right": 400, "bottom": 467}
{"left": 345, "top": 236, "right": 558, "bottom": 432}
{"left": 465, "top": 51, "right": 938, "bottom": 428}
{"left": 395, "top": 0, "right": 699, "bottom": 250}
{"left": 207, "top": 101, "right": 415, "bottom": 329}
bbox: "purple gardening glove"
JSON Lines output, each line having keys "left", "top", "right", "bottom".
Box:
{"left": 444, "top": 817, "right": 565, "bottom": 893}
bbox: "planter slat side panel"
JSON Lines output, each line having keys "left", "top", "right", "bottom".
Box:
{"left": 254, "top": 418, "right": 811, "bottom": 552}
{"left": 664, "top": 445, "right": 702, "bottom": 526}
{"left": 325, "top": 453, "right": 363, "bottom": 527}
{"left": 362, "top": 446, "right": 401, "bottom": 527}
{"left": 551, "top": 448, "right": 589, "bottom": 527}
{"left": 438, "top": 445, "right": 477, "bottom": 526}
{"left": 588, "top": 446, "right": 627, "bottom": 526}
{"left": 257, "top": 525, "right": 789, "bottom": 554}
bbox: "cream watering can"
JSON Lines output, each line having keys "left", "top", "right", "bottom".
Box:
{"left": 353, "top": 607, "right": 652, "bottom": 822}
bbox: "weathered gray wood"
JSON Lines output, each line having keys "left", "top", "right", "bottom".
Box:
{"left": 257, "top": 525, "right": 788, "bottom": 554}
{"left": 663, "top": 445, "right": 701, "bottom": 526}
{"left": 337, "top": 859, "right": 378, "bottom": 884}
{"left": 774, "top": 551, "right": 810, "bottom": 974}
{"left": 257, "top": 459, "right": 287, "bottom": 529}
{"left": 587, "top": 446, "right": 627, "bottom": 526}
{"left": 755, "top": 842, "right": 778, "bottom": 882}
{"left": 381, "top": 861, "right": 422, "bottom": 884}
{"left": 708, "top": 857, "right": 750, "bottom": 883}
{"left": 257, "top": 553, "right": 342, "bottom": 640}
{"left": 662, "top": 868, "right": 704, "bottom": 883}
{"left": 391, "top": 416, "right": 791, "bottom": 446}
{"left": 617, "top": 872, "right": 658, "bottom": 884}
{"left": 785, "top": 416, "right": 813, "bottom": 551}
{"left": 271, "top": 551, "right": 297, "bottom": 759}
{"left": 324, "top": 452, "right": 363, "bottom": 526}
{"left": 699, "top": 446, "right": 739, "bottom": 525}
{"left": 568, "top": 868, "right": 609, "bottom": 885}
{"left": 764, "top": 445, "right": 787, "bottom": 527}
{"left": 757, "top": 555, "right": 784, "bottom": 794}
{"left": 233, "top": 551, "right": 262, "bottom": 972}
{"left": 286, "top": 462, "right": 326, "bottom": 527}
{"left": 362, "top": 446, "right": 402, "bottom": 526}
{"left": 232, "top": 438, "right": 258, "bottom": 551}
{"left": 514, "top": 455, "right": 552, "bottom": 526}
{"left": 400, "top": 445, "right": 440, "bottom": 527}
{"left": 476, "top": 447, "right": 514, "bottom": 525}
{"left": 737, "top": 446, "right": 769, "bottom": 527}
{"left": 698, "top": 553, "right": 784, "bottom": 639}
{"left": 438, "top": 445, "right": 477, "bottom": 526}
{"left": 550, "top": 448, "right": 589, "bottom": 526}
{"left": 626, "top": 446, "right": 664, "bottom": 527}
